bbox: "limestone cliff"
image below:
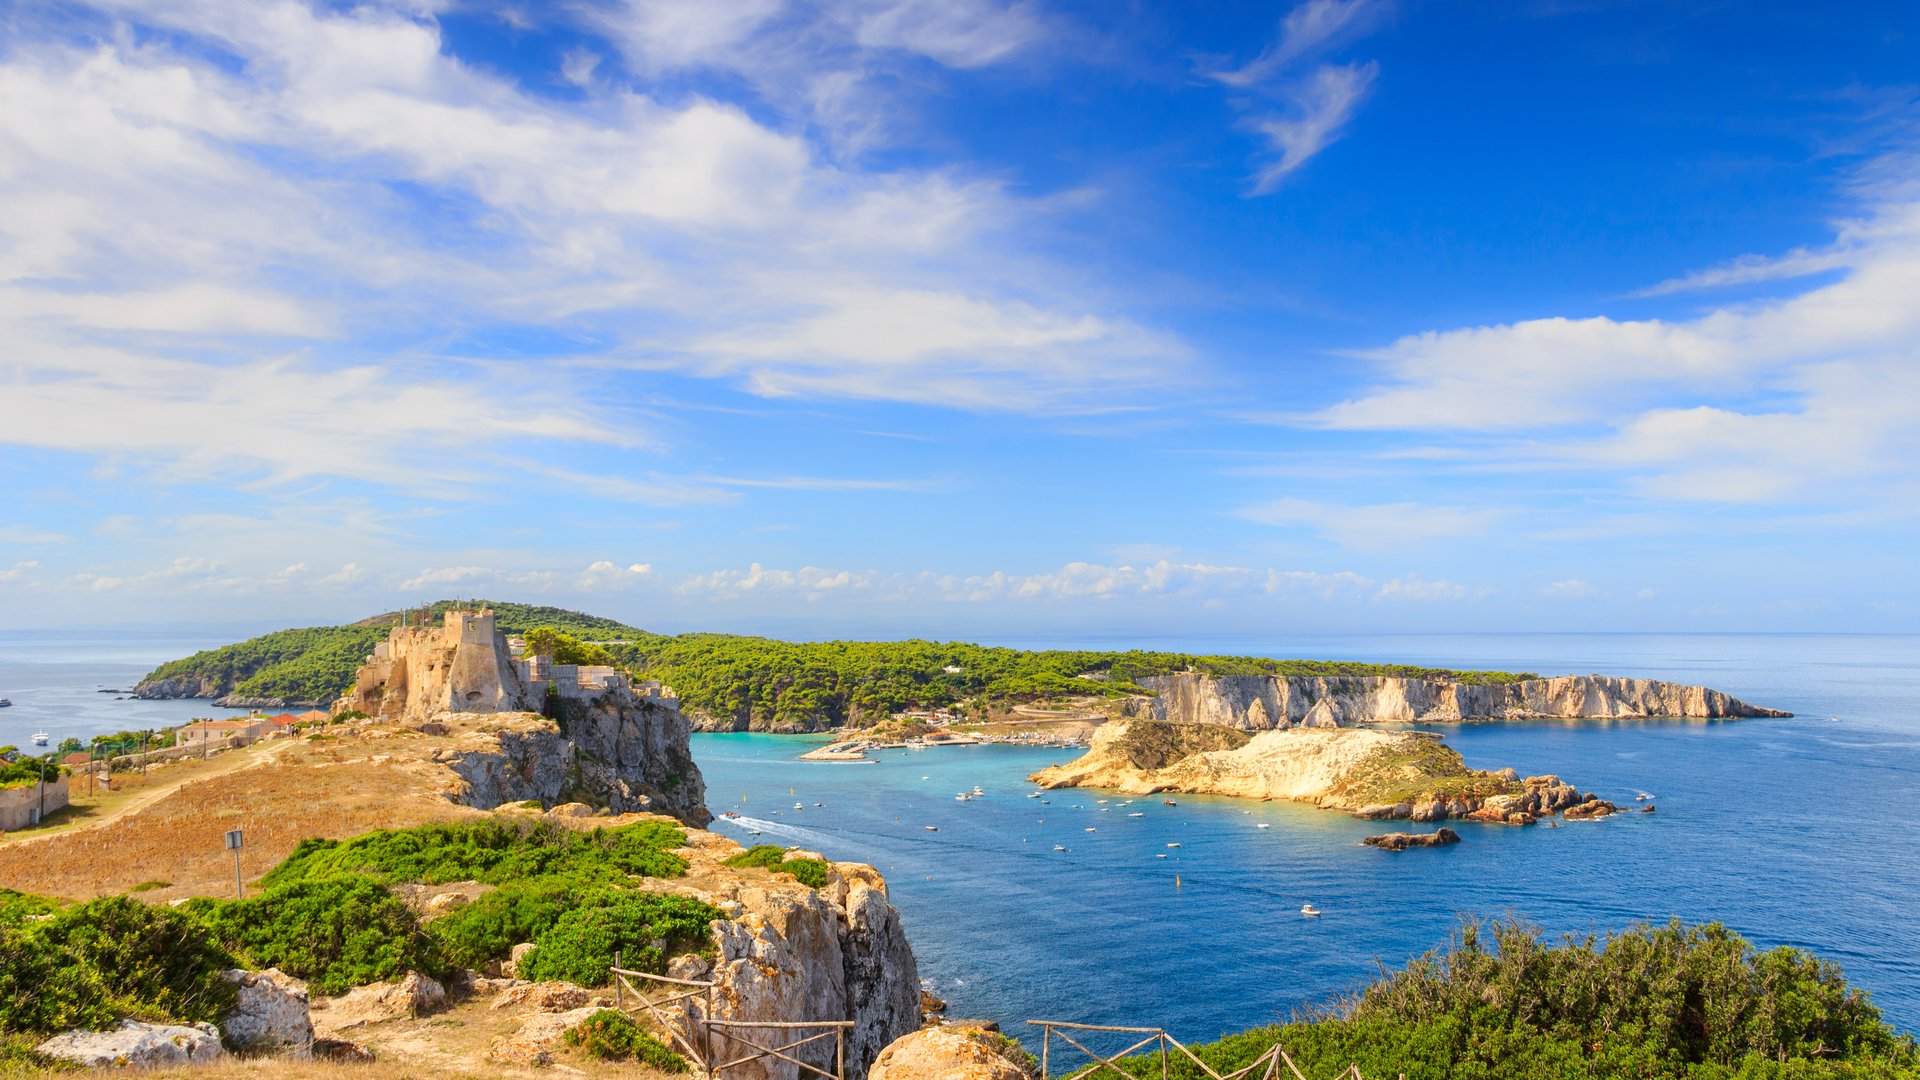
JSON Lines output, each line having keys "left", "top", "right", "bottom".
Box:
{"left": 1126, "top": 672, "right": 1788, "bottom": 728}
{"left": 664, "top": 832, "right": 922, "bottom": 1080}
{"left": 442, "top": 700, "right": 711, "bottom": 827}
{"left": 1031, "top": 721, "right": 1614, "bottom": 823}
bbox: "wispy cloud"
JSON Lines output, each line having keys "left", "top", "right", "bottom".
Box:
{"left": 1237, "top": 497, "right": 1495, "bottom": 548}
{"left": 1207, "top": 0, "right": 1389, "bottom": 192}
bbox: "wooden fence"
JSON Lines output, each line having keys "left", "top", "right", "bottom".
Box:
{"left": 1028, "top": 1020, "right": 1380, "bottom": 1080}
{"left": 610, "top": 953, "right": 854, "bottom": 1079}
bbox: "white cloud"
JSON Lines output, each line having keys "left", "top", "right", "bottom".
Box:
{"left": 0, "top": 561, "right": 41, "bottom": 584}
{"left": 1246, "top": 62, "right": 1378, "bottom": 193}
{"left": 399, "top": 565, "right": 561, "bottom": 593}
{"left": 0, "top": 0, "right": 1183, "bottom": 502}
{"left": 1208, "top": 0, "right": 1388, "bottom": 192}
{"left": 1213, "top": 0, "right": 1387, "bottom": 88}
{"left": 0, "top": 525, "right": 68, "bottom": 544}
{"left": 1541, "top": 578, "right": 1595, "bottom": 599}
{"left": 578, "top": 560, "right": 655, "bottom": 590}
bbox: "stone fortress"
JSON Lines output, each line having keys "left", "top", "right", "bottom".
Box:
{"left": 342, "top": 608, "right": 669, "bottom": 723}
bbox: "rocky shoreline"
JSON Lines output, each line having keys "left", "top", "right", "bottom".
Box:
{"left": 1030, "top": 721, "right": 1620, "bottom": 825}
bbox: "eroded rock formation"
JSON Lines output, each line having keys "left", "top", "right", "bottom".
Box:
{"left": 1126, "top": 672, "right": 1788, "bottom": 728}
{"left": 1031, "top": 721, "right": 1610, "bottom": 823}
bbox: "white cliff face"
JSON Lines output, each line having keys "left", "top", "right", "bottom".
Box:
{"left": 658, "top": 842, "right": 921, "bottom": 1080}
{"left": 1128, "top": 673, "right": 1788, "bottom": 728}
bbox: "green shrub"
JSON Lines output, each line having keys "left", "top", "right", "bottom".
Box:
{"left": 128, "top": 881, "right": 171, "bottom": 894}
{"left": 0, "top": 888, "right": 65, "bottom": 925}
{"left": 520, "top": 893, "right": 721, "bottom": 987}
{"left": 723, "top": 845, "right": 829, "bottom": 889}
{"left": 263, "top": 820, "right": 687, "bottom": 891}
{"left": 1087, "top": 919, "right": 1920, "bottom": 1080}
{"left": 563, "top": 1009, "right": 689, "bottom": 1071}
{"left": 0, "top": 897, "right": 236, "bottom": 1035}
{"left": 193, "top": 877, "right": 446, "bottom": 995}
{"left": 429, "top": 878, "right": 581, "bottom": 971}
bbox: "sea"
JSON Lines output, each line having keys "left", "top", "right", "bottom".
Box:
{"left": 3, "top": 630, "right": 1916, "bottom": 1044}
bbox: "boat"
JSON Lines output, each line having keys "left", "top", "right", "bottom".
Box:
{"left": 722, "top": 811, "right": 741, "bottom": 819}
{"left": 971, "top": 786, "right": 984, "bottom": 796}
{"left": 954, "top": 794, "right": 970, "bottom": 801}
{"left": 1255, "top": 823, "right": 1271, "bottom": 829}
{"left": 1027, "top": 792, "right": 1042, "bottom": 799}
{"left": 1166, "top": 842, "right": 1181, "bottom": 848}
{"left": 793, "top": 802, "right": 804, "bottom": 810}
{"left": 0, "top": 698, "right": 12, "bottom": 708}
{"left": 1155, "top": 853, "right": 1168, "bottom": 859}
{"left": 1300, "top": 904, "right": 1321, "bottom": 917}
{"left": 31, "top": 732, "right": 48, "bottom": 746}
{"left": 1084, "top": 827, "right": 1096, "bottom": 833}
{"left": 925, "top": 825, "right": 939, "bottom": 831}
{"left": 1127, "top": 812, "right": 1144, "bottom": 817}
{"left": 1163, "top": 799, "right": 1178, "bottom": 806}
{"left": 1053, "top": 844, "right": 1067, "bottom": 852}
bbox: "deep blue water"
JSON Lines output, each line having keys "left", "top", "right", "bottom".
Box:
{"left": 4, "top": 630, "right": 1915, "bottom": 1043}
{"left": 694, "top": 634, "right": 1920, "bottom": 1045}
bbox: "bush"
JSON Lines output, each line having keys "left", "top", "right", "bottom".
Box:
{"left": 1089, "top": 919, "right": 1920, "bottom": 1080}
{"left": 429, "top": 878, "right": 582, "bottom": 971}
{"left": 0, "top": 897, "right": 237, "bottom": 1035}
{"left": 520, "top": 893, "right": 722, "bottom": 987}
{"left": 193, "top": 877, "right": 447, "bottom": 995}
{"left": 0, "top": 888, "right": 65, "bottom": 925}
{"left": 723, "top": 845, "right": 829, "bottom": 889}
{"left": 264, "top": 820, "right": 688, "bottom": 891}
{"left": 563, "top": 1009, "right": 689, "bottom": 1071}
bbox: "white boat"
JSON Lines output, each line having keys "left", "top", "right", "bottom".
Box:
{"left": 1300, "top": 904, "right": 1321, "bottom": 917}
{"left": 925, "top": 825, "right": 939, "bottom": 831}
{"left": 971, "top": 786, "right": 984, "bottom": 795}
{"left": 1084, "top": 827, "right": 1096, "bottom": 832}
{"left": 1255, "top": 823, "right": 1271, "bottom": 829}
{"left": 793, "top": 802, "right": 804, "bottom": 810}
{"left": 954, "top": 794, "right": 970, "bottom": 801}
{"left": 1128, "top": 812, "right": 1144, "bottom": 817}
{"left": 30, "top": 732, "right": 49, "bottom": 746}
{"left": 1053, "top": 844, "right": 1067, "bottom": 851}
{"left": 1166, "top": 842, "right": 1181, "bottom": 848}
{"left": 1027, "top": 792, "right": 1042, "bottom": 799}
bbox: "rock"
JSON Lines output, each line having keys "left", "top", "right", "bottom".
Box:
{"left": 547, "top": 801, "right": 594, "bottom": 817}
{"left": 919, "top": 990, "right": 947, "bottom": 1017}
{"left": 311, "top": 1038, "right": 374, "bottom": 1063}
{"left": 1565, "top": 799, "right": 1619, "bottom": 820}
{"left": 486, "top": 1006, "right": 601, "bottom": 1067}
{"left": 37, "top": 1020, "right": 226, "bottom": 1069}
{"left": 491, "top": 981, "right": 592, "bottom": 1012}
{"left": 1641, "top": 804, "right": 1657, "bottom": 813}
{"left": 668, "top": 953, "right": 714, "bottom": 983}
{"left": 220, "top": 968, "right": 314, "bottom": 1056}
{"left": 317, "top": 971, "right": 446, "bottom": 1031}
{"left": 1361, "top": 828, "right": 1462, "bottom": 851}
{"left": 868, "top": 1024, "right": 1036, "bottom": 1080}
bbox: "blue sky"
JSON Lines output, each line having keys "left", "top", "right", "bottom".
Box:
{"left": 1, "top": 0, "right": 1917, "bottom": 635}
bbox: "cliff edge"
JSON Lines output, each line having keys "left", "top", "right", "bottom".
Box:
{"left": 1128, "top": 672, "right": 1788, "bottom": 728}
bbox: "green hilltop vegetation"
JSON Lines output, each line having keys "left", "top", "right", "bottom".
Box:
{"left": 134, "top": 600, "right": 648, "bottom": 704}
{"left": 1084, "top": 919, "right": 1918, "bottom": 1080}
{"left": 0, "top": 819, "right": 714, "bottom": 1069}
{"left": 135, "top": 600, "right": 1536, "bottom": 722}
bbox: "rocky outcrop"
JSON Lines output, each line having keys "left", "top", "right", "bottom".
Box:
{"left": 1032, "top": 722, "right": 1608, "bottom": 824}
{"left": 312, "top": 972, "right": 446, "bottom": 1034}
{"left": 443, "top": 692, "right": 710, "bottom": 827}
{"left": 131, "top": 674, "right": 228, "bottom": 700}
{"left": 673, "top": 847, "right": 920, "bottom": 1080}
{"left": 220, "top": 968, "right": 314, "bottom": 1056}
{"left": 1128, "top": 672, "right": 1788, "bottom": 728}
{"left": 213, "top": 694, "right": 320, "bottom": 709}
{"left": 37, "top": 1020, "right": 226, "bottom": 1069}
{"left": 869, "top": 1024, "right": 1037, "bottom": 1080}
{"left": 486, "top": 1006, "right": 601, "bottom": 1067}
{"left": 1363, "top": 828, "right": 1461, "bottom": 851}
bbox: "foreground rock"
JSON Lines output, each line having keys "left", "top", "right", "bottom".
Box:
{"left": 1032, "top": 723, "right": 1609, "bottom": 824}
{"left": 1363, "top": 828, "right": 1462, "bottom": 851}
{"left": 313, "top": 971, "right": 446, "bottom": 1034}
{"left": 220, "top": 968, "right": 314, "bottom": 1056}
{"left": 37, "top": 1020, "right": 226, "bottom": 1069}
{"left": 1129, "top": 672, "right": 1788, "bottom": 727}
{"left": 486, "top": 1006, "right": 601, "bottom": 1067}
{"left": 868, "top": 1024, "right": 1036, "bottom": 1080}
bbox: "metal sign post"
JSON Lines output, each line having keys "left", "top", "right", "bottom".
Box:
{"left": 226, "top": 829, "right": 244, "bottom": 899}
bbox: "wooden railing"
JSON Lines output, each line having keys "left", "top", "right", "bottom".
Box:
{"left": 609, "top": 953, "right": 854, "bottom": 1078}
{"left": 1028, "top": 1020, "right": 1372, "bottom": 1080}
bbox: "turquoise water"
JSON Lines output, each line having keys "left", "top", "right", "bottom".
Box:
{"left": 695, "top": 634, "right": 1920, "bottom": 1044}
{"left": 5, "top": 629, "right": 1915, "bottom": 1043}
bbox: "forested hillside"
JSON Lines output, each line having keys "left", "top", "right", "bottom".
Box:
{"left": 135, "top": 600, "right": 1531, "bottom": 718}
{"left": 133, "top": 601, "right": 647, "bottom": 704}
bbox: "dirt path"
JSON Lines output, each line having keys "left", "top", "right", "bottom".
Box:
{"left": 0, "top": 737, "right": 300, "bottom": 851}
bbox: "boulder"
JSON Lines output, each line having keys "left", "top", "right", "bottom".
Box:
{"left": 37, "top": 1020, "right": 226, "bottom": 1069}
{"left": 220, "top": 968, "right": 314, "bottom": 1056}
{"left": 1361, "top": 828, "right": 1462, "bottom": 851}
{"left": 1564, "top": 799, "right": 1619, "bottom": 820}
{"left": 315, "top": 971, "right": 446, "bottom": 1032}
{"left": 547, "top": 802, "right": 594, "bottom": 818}
{"left": 868, "top": 1024, "right": 1035, "bottom": 1080}
{"left": 490, "top": 981, "right": 594, "bottom": 1012}
{"left": 485, "top": 1006, "right": 601, "bottom": 1067}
